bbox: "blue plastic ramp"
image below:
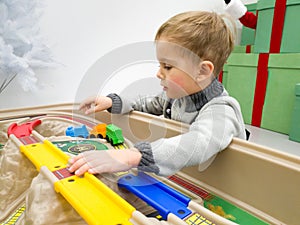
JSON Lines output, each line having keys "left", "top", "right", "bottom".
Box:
{"left": 118, "top": 172, "right": 192, "bottom": 220}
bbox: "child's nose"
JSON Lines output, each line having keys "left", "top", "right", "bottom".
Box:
{"left": 156, "top": 69, "right": 164, "bottom": 80}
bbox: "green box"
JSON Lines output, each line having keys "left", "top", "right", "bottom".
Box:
{"left": 254, "top": 0, "right": 300, "bottom": 53}
{"left": 261, "top": 54, "right": 300, "bottom": 134}
{"left": 222, "top": 63, "right": 228, "bottom": 88}
{"left": 240, "top": 3, "right": 257, "bottom": 46}
{"left": 232, "top": 45, "right": 247, "bottom": 53}
{"left": 289, "top": 84, "right": 300, "bottom": 142}
{"left": 226, "top": 53, "right": 259, "bottom": 124}
{"left": 232, "top": 45, "right": 253, "bottom": 53}
{"left": 280, "top": 0, "right": 300, "bottom": 53}
{"left": 253, "top": 0, "right": 275, "bottom": 53}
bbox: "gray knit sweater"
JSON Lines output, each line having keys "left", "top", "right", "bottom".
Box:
{"left": 107, "top": 79, "right": 246, "bottom": 176}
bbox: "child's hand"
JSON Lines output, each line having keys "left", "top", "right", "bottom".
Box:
{"left": 68, "top": 149, "right": 142, "bottom": 176}
{"left": 79, "top": 95, "right": 113, "bottom": 114}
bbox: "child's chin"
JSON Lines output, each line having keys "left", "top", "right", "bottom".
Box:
{"left": 165, "top": 92, "right": 172, "bottom": 98}
{"left": 166, "top": 93, "right": 178, "bottom": 99}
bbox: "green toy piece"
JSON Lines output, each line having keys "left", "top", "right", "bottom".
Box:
{"left": 106, "top": 124, "right": 125, "bottom": 146}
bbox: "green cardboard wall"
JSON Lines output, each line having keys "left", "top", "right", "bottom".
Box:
{"left": 261, "top": 54, "right": 300, "bottom": 134}
{"left": 240, "top": 3, "right": 257, "bottom": 46}
{"left": 226, "top": 54, "right": 259, "bottom": 124}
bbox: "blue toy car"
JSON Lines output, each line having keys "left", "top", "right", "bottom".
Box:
{"left": 65, "top": 125, "right": 89, "bottom": 138}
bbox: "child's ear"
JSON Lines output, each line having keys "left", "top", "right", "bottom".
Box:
{"left": 195, "top": 61, "right": 214, "bottom": 84}
{"left": 199, "top": 61, "right": 214, "bottom": 76}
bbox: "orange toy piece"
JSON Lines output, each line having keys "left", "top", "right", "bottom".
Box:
{"left": 89, "top": 123, "right": 107, "bottom": 139}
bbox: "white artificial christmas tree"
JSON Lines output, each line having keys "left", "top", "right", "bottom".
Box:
{"left": 0, "top": 0, "right": 55, "bottom": 93}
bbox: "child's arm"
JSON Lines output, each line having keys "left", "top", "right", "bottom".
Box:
{"left": 70, "top": 97, "right": 245, "bottom": 176}
{"left": 79, "top": 95, "right": 113, "bottom": 114}
{"left": 80, "top": 93, "right": 167, "bottom": 116}
{"left": 68, "top": 148, "right": 142, "bottom": 176}
{"left": 135, "top": 97, "right": 246, "bottom": 176}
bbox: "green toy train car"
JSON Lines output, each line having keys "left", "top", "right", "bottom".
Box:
{"left": 105, "top": 124, "right": 124, "bottom": 145}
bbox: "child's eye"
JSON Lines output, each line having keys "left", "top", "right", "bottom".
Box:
{"left": 158, "top": 63, "right": 173, "bottom": 70}
{"left": 164, "top": 65, "right": 172, "bottom": 70}
{"left": 163, "top": 63, "right": 172, "bottom": 70}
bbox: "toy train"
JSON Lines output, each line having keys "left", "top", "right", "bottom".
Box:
{"left": 66, "top": 125, "right": 89, "bottom": 138}
{"left": 66, "top": 123, "right": 124, "bottom": 146}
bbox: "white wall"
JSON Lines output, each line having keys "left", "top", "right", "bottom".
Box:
{"left": 0, "top": 0, "right": 256, "bottom": 110}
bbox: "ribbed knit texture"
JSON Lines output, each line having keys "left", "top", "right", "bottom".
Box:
{"left": 134, "top": 142, "right": 160, "bottom": 174}
{"left": 186, "top": 78, "right": 223, "bottom": 112}
{"left": 106, "top": 93, "right": 122, "bottom": 113}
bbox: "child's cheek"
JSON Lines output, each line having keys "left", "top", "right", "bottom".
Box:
{"left": 169, "top": 77, "right": 185, "bottom": 90}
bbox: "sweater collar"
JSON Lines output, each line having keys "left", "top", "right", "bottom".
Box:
{"left": 184, "top": 78, "right": 224, "bottom": 112}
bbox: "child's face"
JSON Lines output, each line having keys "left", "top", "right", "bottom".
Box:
{"left": 155, "top": 40, "right": 202, "bottom": 99}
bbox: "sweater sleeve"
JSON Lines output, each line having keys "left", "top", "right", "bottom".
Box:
{"left": 107, "top": 92, "right": 167, "bottom": 115}
{"left": 144, "top": 97, "right": 246, "bottom": 176}
{"left": 134, "top": 142, "right": 160, "bottom": 174}
{"left": 107, "top": 93, "right": 123, "bottom": 113}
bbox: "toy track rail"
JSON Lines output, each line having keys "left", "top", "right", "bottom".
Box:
{"left": 118, "top": 172, "right": 224, "bottom": 225}
{"left": 118, "top": 172, "right": 192, "bottom": 220}
{"left": 9, "top": 135, "right": 135, "bottom": 225}
{"left": 0, "top": 204, "right": 25, "bottom": 225}
{"left": 7, "top": 119, "right": 233, "bottom": 225}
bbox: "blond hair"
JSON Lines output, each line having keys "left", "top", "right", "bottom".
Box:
{"left": 155, "top": 11, "right": 235, "bottom": 76}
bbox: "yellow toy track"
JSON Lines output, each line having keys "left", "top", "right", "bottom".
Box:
{"left": 10, "top": 135, "right": 135, "bottom": 225}
{"left": 7, "top": 119, "right": 229, "bottom": 225}
{"left": 0, "top": 204, "right": 25, "bottom": 225}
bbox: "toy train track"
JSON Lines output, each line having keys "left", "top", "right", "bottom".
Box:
{"left": 5, "top": 119, "right": 235, "bottom": 225}
{"left": 0, "top": 204, "right": 25, "bottom": 225}
{"left": 8, "top": 134, "right": 135, "bottom": 224}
